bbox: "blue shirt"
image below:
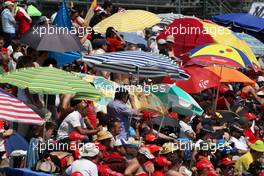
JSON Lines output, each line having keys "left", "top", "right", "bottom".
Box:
{"left": 1, "top": 8, "right": 16, "bottom": 34}
{"left": 107, "top": 100, "right": 134, "bottom": 140}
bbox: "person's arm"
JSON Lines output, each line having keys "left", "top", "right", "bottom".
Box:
{"left": 124, "top": 159, "right": 139, "bottom": 176}
{"left": 75, "top": 126, "right": 99, "bottom": 135}
{"left": 129, "top": 95, "right": 138, "bottom": 115}
{"left": 212, "top": 123, "right": 227, "bottom": 131}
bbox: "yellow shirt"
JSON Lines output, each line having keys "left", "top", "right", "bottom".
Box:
{"left": 234, "top": 151, "right": 253, "bottom": 173}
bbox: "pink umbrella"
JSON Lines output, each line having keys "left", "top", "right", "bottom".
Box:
{"left": 0, "top": 89, "right": 43, "bottom": 125}
{"left": 163, "top": 67, "right": 221, "bottom": 94}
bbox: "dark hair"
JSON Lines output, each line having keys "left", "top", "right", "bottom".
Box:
{"left": 106, "top": 27, "right": 115, "bottom": 38}
{"left": 224, "top": 90, "right": 235, "bottom": 99}
{"left": 114, "top": 87, "right": 129, "bottom": 101}
{"left": 27, "top": 47, "right": 36, "bottom": 55}
{"left": 97, "top": 112, "right": 109, "bottom": 127}
{"left": 102, "top": 1, "right": 112, "bottom": 9}
{"left": 42, "top": 58, "right": 57, "bottom": 67}
{"left": 11, "top": 40, "right": 21, "bottom": 52}
{"left": 107, "top": 118, "right": 120, "bottom": 131}
{"left": 0, "top": 36, "right": 4, "bottom": 41}
{"left": 70, "top": 99, "right": 82, "bottom": 107}
{"left": 16, "top": 56, "right": 34, "bottom": 69}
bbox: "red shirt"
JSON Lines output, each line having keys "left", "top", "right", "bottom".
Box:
{"left": 85, "top": 101, "right": 97, "bottom": 129}
{"left": 1, "top": 48, "right": 9, "bottom": 72}
{"left": 106, "top": 37, "right": 123, "bottom": 52}
{"left": 244, "top": 128, "right": 258, "bottom": 144}
{"left": 15, "top": 10, "right": 31, "bottom": 34}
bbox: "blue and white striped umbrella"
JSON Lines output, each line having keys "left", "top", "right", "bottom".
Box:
{"left": 82, "top": 51, "right": 189, "bottom": 79}
{"left": 234, "top": 32, "right": 264, "bottom": 56}
{"left": 158, "top": 13, "right": 199, "bottom": 25}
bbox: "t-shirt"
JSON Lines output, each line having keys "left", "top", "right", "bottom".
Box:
{"left": 1, "top": 8, "right": 16, "bottom": 34}
{"left": 106, "top": 37, "right": 123, "bottom": 52}
{"left": 234, "top": 152, "right": 253, "bottom": 173}
{"left": 15, "top": 8, "right": 31, "bottom": 34}
{"left": 57, "top": 111, "right": 86, "bottom": 141}
{"left": 179, "top": 120, "right": 195, "bottom": 139}
{"left": 107, "top": 100, "right": 134, "bottom": 139}
{"left": 65, "top": 158, "right": 98, "bottom": 176}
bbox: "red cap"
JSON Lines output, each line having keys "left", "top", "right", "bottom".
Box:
{"left": 145, "top": 134, "right": 157, "bottom": 142}
{"left": 153, "top": 171, "right": 166, "bottom": 176}
{"left": 219, "top": 85, "right": 230, "bottom": 94}
{"left": 94, "top": 142, "right": 106, "bottom": 151}
{"left": 71, "top": 172, "right": 84, "bottom": 176}
{"left": 207, "top": 171, "right": 219, "bottom": 176}
{"left": 196, "top": 159, "right": 214, "bottom": 171}
{"left": 155, "top": 156, "right": 172, "bottom": 166}
{"left": 146, "top": 144, "right": 161, "bottom": 154}
{"left": 142, "top": 111, "right": 155, "bottom": 121}
{"left": 68, "top": 131, "right": 87, "bottom": 141}
{"left": 97, "top": 164, "right": 116, "bottom": 176}
{"left": 220, "top": 157, "right": 234, "bottom": 166}
{"left": 243, "top": 112, "right": 257, "bottom": 120}
{"left": 169, "top": 112, "right": 178, "bottom": 119}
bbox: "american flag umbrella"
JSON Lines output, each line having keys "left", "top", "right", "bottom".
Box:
{"left": 82, "top": 51, "right": 189, "bottom": 80}
{"left": 0, "top": 89, "right": 43, "bottom": 125}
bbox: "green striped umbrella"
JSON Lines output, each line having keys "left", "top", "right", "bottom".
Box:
{"left": 0, "top": 67, "right": 101, "bottom": 100}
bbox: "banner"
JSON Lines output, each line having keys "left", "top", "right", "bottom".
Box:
{"left": 249, "top": 2, "right": 264, "bottom": 17}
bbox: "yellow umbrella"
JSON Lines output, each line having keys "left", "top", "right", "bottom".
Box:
{"left": 202, "top": 21, "right": 261, "bottom": 70}
{"left": 93, "top": 10, "right": 161, "bottom": 33}
{"left": 205, "top": 66, "right": 255, "bottom": 85}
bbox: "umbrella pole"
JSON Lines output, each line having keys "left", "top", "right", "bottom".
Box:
{"left": 157, "top": 115, "right": 165, "bottom": 137}
{"left": 136, "top": 66, "right": 139, "bottom": 85}
{"left": 43, "top": 95, "right": 49, "bottom": 141}
{"left": 213, "top": 66, "right": 223, "bottom": 115}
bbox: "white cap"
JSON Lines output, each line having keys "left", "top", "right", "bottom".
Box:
{"left": 157, "top": 39, "right": 166, "bottom": 45}
{"left": 257, "top": 76, "right": 264, "bottom": 82}
{"left": 4, "top": 1, "right": 14, "bottom": 7}
{"left": 79, "top": 143, "right": 99, "bottom": 157}
{"left": 152, "top": 26, "right": 163, "bottom": 33}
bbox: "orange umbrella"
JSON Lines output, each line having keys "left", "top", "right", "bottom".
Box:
{"left": 205, "top": 67, "right": 255, "bottom": 85}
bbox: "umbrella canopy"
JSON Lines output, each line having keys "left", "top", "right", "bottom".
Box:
{"left": 93, "top": 10, "right": 160, "bottom": 33}
{"left": 187, "top": 44, "right": 254, "bottom": 69}
{"left": 205, "top": 67, "right": 255, "bottom": 85}
{"left": 21, "top": 25, "right": 83, "bottom": 52}
{"left": 212, "top": 13, "right": 264, "bottom": 32}
{"left": 216, "top": 110, "right": 240, "bottom": 125}
{"left": 82, "top": 51, "right": 189, "bottom": 79}
{"left": 163, "top": 67, "right": 221, "bottom": 94}
{"left": 0, "top": 88, "right": 43, "bottom": 125}
{"left": 233, "top": 32, "right": 264, "bottom": 56}
{"left": 0, "top": 67, "right": 101, "bottom": 98}
{"left": 150, "top": 116, "right": 179, "bottom": 128}
{"left": 118, "top": 32, "right": 147, "bottom": 45}
{"left": 151, "top": 84, "right": 204, "bottom": 116}
{"left": 158, "top": 13, "right": 199, "bottom": 25}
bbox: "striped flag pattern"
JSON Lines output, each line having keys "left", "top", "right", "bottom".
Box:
{"left": 84, "top": 0, "right": 97, "bottom": 26}
{"left": 0, "top": 89, "right": 43, "bottom": 125}
{"left": 82, "top": 51, "right": 190, "bottom": 80}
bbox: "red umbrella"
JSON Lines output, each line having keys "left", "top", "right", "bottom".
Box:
{"left": 163, "top": 67, "right": 220, "bottom": 94}
{"left": 157, "top": 18, "right": 214, "bottom": 62}
{"left": 0, "top": 88, "right": 43, "bottom": 125}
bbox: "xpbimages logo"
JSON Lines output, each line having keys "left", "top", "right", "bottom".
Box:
{"left": 32, "top": 26, "right": 93, "bottom": 38}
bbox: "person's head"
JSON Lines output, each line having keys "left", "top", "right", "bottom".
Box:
{"left": 42, "top": 58, "right": 57, "bottom": 67}
{"left": 16, "top": 56, "right": 35, "bottom": 69}
{"left": 107, "top": 119, "right": 121, "bottom": 137}
{"left": 0, "top": 36, "right": 5, "bottom": 49}
{"left": 165, "top": 35, "right": 174, "bottom": 50}
{"left": 224, "top": 90, "right": 235, "bottom": 103}
{"left": 114, "top": 87, "right": 129, "bottom": 103}
{"left": 157, "top": 39, "right": 167, "bottom": 50}
{"left": 125, "top": 43, "right": 138, "bottom": 51}
{"left": 220, "top": 158, "right": 235, "bottom": 175}
{"left": 106, "top": 27, "right": 116, "bottom": 38}
{"left": 97, "top": 131, "right": 113, "bottom": 150}
{"left": 35, "top": 121, "right": 56, "bottom": 140}
{"left": 79, "top": 143, "right": 100, "bottom": 161}
{"left": 11, "top": 39, "right": 22, "bottom": 52}
{"left": 4, "top": 1, "right": 14, "bottom": 10}
{"left": 92, "top": 39, "right": 108, "bottom": 51}
{"left": 249, "top": 140, "right": 264, "bottom": 161}
{"left": 70, "top": 99, "right": 88, "bottom": 117}
{"left": 27, "top": 47, "right": 39, "bottom": 61}
{"left": 70, "top": 9, "right": 79, "bottom": 20}
{"left": 178, "top": 114, "right": 191, "bottom": 123}
{"left": 102, "top": 1, "right": 113, "bottom": 13}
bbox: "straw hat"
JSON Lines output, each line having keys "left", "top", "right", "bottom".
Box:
{"left": 96, "top": 131, "right": 113, "bottom": 141}
{"left": 250, "top": 140, "right": 264, "bottom": 152}
{"left": 159, "top": 142, "right": 178, "bottom": 155}
{"left": 79, "top": 143, "right": 99, "bottom": 157}
{"left": 166, "top": 35, "right": 175, "bottom": 44}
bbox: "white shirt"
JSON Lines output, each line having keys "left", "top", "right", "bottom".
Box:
{"left": 66, "top": 158, "right": 98, "bottom": 176}
{"left": 229, "top": 136, "right": 248, "bottom": 151}
{"left": 179, "top": 120, "right": 195, "bottom": 139}
{"left": 57, "top": 111, "right": 86, "bottom": 141}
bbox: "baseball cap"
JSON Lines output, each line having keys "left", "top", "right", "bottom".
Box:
{"left": 196, "top": 159, "right": 214, "bottom": 171}
{"left": 146, "top": 144, "right": 161, "bottom": 154}
{"left": 4, "top": 1, "right": 14, "bottom": 6}
{"left": 157, "top": 39, "right": 166, "bottom": 45}
{"left": 243, "top": 112, "right": 257, "bottom": 120}
{"left": 145, "top": 134, "right": 157, "bottom": 142}
{"left": 152, "top": 26, "right": 163, "bottom": 33}
{"left": 220, "top": 157, "right": 234, "bottom": 166}
{"left": 155, "top": 156, "right": 171, "bottom": 166}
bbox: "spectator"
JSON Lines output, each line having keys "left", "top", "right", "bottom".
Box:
{"left": 1, "top": 1, "right": 16, "bottom": 48}
{"left": 15, "top": 3, "right": 32, "bottom": 36}
{"left": 105, "top": 27, "right": 125, "bottom": 52}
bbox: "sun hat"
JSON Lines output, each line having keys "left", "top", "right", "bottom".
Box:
{"left": 243, "top": 112, "right": 257, "bottom": 120}
{"left": 249, "top": 140, "right": 264, "bottom": 152}
{"left": 220, "top": 157, "right": 235, "bottom": 166}
{"left": 139, "top": 147, "right": 155, "bottom": 159}
{"left": 121, "top": 137, "right": 141, "bottom": 148}
{"left": 166, "top": 35, "right": 175, "bottom": 43}
{"left": 157, "top": 39, "right": 166, "bottom": 45}
{"left": 145, "top": 134, "right": 157, "bottom": 142}
{"left": 159, "top": 142, "right": 178, "bottom": 155}
{"left": 79, "top": 143, "right": 99, "bottom": 157}
{"left": 97, "top": 131, "right": 113, "bottom": 141}
{"left": 4, "top": 1, "right": 14, "bottom": 7}
{"left": 152, "top": 26, "right": 163, "bottom": 33}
